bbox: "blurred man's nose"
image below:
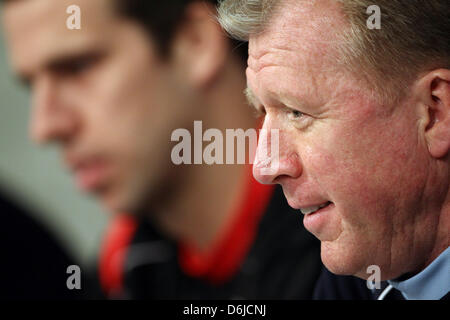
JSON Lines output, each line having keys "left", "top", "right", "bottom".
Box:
{"left": 29, "top": 76, "right": 78, "bottom": 145}
{"left": 253, "top": 116, "right": 302, "bottom": 184}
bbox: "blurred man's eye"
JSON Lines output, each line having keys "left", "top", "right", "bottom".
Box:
{"left": 50, "top": 52, "right": 103, "bottom": 78}
{"left": 17, "top": 52, "right": 104, "bottom": 90}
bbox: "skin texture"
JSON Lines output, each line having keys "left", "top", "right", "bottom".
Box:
{"left": 248, "top": 0, "right": 449, "bottom": 280}
{"left": 3, "top": 0, "right": 255, "bottom": 251}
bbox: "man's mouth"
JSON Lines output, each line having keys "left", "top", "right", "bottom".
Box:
{"left": 65, "top": 154, "right": 110, "bottom": 192}
{"left": 74, "top": 160, "right": 109, "bottom": 192}
{"left": 299, "top": 201, "right": 333, "bottom": 215}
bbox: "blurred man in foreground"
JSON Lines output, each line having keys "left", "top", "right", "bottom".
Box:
{"left": 1, "top": 0, "right": 320, "bottom": 299}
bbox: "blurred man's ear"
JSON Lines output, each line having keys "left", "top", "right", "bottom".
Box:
{"left": 169, "top": 1, "right": 229, "bottom": 89}
{"left": 417, "top": 69, "right": 450, "bottom": 158}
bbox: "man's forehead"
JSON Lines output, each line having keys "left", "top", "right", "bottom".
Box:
{"left": 248, "top": 0, "right": 347, "bottom": 59}
{"left": 2, "top": 0, "right": 115, "bottom": 75}
{"left": 245, "top": 0, "right": 349, "bottom": 107}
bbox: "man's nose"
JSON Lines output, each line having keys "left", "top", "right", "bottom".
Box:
{"left": 253, "top": 117, "right": 303, "bottom": 185}
{"left": 29, "top": 77, "right": 78, "bottom": 145}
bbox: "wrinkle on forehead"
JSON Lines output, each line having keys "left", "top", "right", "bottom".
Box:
{"left": 248, "top": 0, "right": 348, "bottom": 65}
{"left": 247, "top": 46, "right": 300, "bottom": 74}
{"left": 246, "top": 0, "right": 350, "bottom": 109}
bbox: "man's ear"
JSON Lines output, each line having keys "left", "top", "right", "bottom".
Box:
{"left": 418, "top": 69, "right": 450, "bottom": 158}
{"left": 169, "top": 2, "right": 229, "bottom": 89}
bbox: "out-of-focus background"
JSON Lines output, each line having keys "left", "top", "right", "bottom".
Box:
{"left": 0, "top": 31, "right": 107, "bottom": 266}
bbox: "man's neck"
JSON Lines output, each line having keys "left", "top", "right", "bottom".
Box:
{"left": 156, "top": 163, "right": 249, "bottom": 252}
{"left": 423, "top": 200, "right": 450, "bottom": 268}
{"left": 151, "top": 58, "right": 255, "bottom": 252}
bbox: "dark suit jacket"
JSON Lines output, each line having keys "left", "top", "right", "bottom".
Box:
{"left": 313, "top": 265, "right": 450, "bottom": 300}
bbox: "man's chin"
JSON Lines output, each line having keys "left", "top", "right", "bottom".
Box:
{"left": 320, "top": 241, "right": 367, "bottom": 277}
{"left": 99, "top": 198, "right": 125, "bottom": 214}
{"left": 100, "top": 190, "right": 151, "bottom": 217}
{"left": 96, "top": 189, "right": 133, "bottom": 214}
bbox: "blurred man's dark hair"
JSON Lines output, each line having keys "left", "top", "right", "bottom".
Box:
{"left": 114, "top": 0, "right": 248, "bottom": 62}
{"left": 0, "top": 0, "right": 248, "bottom": 62}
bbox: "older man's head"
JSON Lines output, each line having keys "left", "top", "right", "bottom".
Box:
{"left": 218, "top": 0, "right": 450, "bottom": 280}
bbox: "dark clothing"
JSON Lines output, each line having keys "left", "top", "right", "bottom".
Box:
{"left": 313, "top": 266, "right": 449, "bottom": 300}
{"left": 102, "top": 186, "right": 322, "bottom": 299}
{"left": 0, "top": 191, "right": 97, "bottom": 299}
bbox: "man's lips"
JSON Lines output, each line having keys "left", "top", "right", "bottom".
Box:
{"left": 74, "top": 160, "right": 109, "bottom": 192}
{"left": 299, "top": 201, "right": 333, "bottom": 216}
{"left": 286, "top": 197, "right": 335, "bottom": 235}
{"left": 286, "top": 197, "right": 332, "bottom": 214}
{"left": 302, "top": 202, "right": 335, "bottom": 237}
{"left": 65, "top": 155, "right": 110, "bottom": 192}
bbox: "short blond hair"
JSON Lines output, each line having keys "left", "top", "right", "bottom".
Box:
{"left": 218, "top": 0, "right": 450, "bottom": 102}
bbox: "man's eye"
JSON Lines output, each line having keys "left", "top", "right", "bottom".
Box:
{"left": 58, "top": 59, "right": 94, "bottom": 76}
{"left": 288, "top": 109, "right": 305, "bottom": 120}
{"left": 51, "top": 53, "right": 102, "bottom": 78}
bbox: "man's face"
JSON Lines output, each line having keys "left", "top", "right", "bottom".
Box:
{"left": 249, "top": 0, "right": 435, "bottom": 279}
{"left": 3, "top": 0, "right": 197, "bottom": 213}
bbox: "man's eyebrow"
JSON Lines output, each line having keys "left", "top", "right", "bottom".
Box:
{"left": 16, "top": 49, "right": 104, "bottom": 88}
{"left": 245, "top": 87, "right": 267, "bottom": 116}
{"left": 246, "top": 85, "right": 312, "bottom": 111}
{"left": 46, "top": 50, "right": 103, "bottom": 72}
{"left": 244, "top": 87, "right": 259, "bottom": 108}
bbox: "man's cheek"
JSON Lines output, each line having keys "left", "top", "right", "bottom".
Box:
{"left": 302, "top": 142, "right": 348, "bottom": 188}
{"left": 304, "top": 143, "right": 378, "bottom": 209}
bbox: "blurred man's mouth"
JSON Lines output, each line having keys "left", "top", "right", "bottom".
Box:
{"left": 66, "top": 155, "right": 111, "bottom": 192}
